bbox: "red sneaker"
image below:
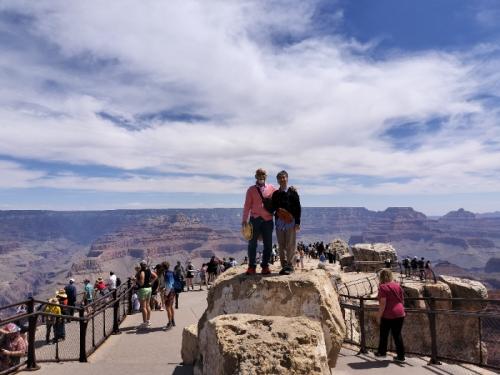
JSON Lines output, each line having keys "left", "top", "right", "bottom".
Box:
{"left": 261, "top": 266, "right": 271, "bottom": 275}
{"left": 245, "top": 267, "right": 256, "bottom": 275}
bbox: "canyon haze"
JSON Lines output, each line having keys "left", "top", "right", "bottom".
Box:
{"left": 1, "top": 207, "right": 500, "bottom": 306}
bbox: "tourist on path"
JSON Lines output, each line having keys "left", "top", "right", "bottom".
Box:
{"left": 64, "top": 279, "right": 77, "bottom": 317}
{"left": 173, "top": 262, "right": 185, "bottom": 309}
{"left": 185, "top": 260, "right": 195, "bottom": 291}
{"left": 241, "top": 168, "right": 276, "bottom": 275}
{"left": 83, "top": 279, "right": 94, "bottom": 308}
{"left": 162, "top": 262, "right": 176, "bottom": 329}
{"left": 108, "top": 271, "right": 117, "bottom": 291}
{"left": 135, "top": 260, "right": 157, "bottom": 328}
{"left": 375, "top": 269, "right": 406, "bottom": 362}
{"left": 43, "top": 298, "right": 60, "bottom": 344}
{"left": 271, "top": 170, "right": 301, "bottom": 275}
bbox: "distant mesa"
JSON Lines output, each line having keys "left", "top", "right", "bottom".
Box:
{"left": 485, "top": 258, "right": 500, "bottom": 273}
{"left": 440, "top": 208, "right": 476, "bottom": 221}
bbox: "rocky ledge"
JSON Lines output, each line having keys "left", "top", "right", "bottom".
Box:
{"left": 183, "top": 266, "right": 346, "bottom": 374}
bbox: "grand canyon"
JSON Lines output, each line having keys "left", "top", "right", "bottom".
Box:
{"left": 1, "top": 207, "right": 500, "bottom": 306}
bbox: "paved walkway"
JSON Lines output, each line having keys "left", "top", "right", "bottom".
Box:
{"left": 33, "top": 286, "right": 496, "bottom": 375}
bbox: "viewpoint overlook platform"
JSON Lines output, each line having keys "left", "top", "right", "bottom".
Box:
{"left": 31, "top": 275, "right": 495, "bottom": 375}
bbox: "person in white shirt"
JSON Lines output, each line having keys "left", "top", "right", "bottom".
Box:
{"left": 108, "top": 271, "right": 117, "bottom": 290}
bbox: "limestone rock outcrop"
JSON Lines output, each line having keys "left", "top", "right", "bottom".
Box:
{"left": 330, "top": 239, "right": 350, "bottom": 256}
{"left": 197, "top": 267, "right": 346, "bottom": 368}
{"left": 349, "top": 243, "right": 397, "bottom": 271}
{"left": 351, "top": 243, "right": 397, "bottom": 262}
{"left": 181, "top": 324, "right": 199, "bottom": 366}
{"left": 196, "top": 314, "right": 330, "bottom": 375}
{"left": 362, "top": 276, "right": 488, "bottom": 363}
{"left": 438, "top": 275, "right": 488, "bottom": 311}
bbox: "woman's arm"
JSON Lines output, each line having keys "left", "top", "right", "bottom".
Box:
{"left": 377, "top": 297, "right": 387, "bottom": 324}
{"left": 138, "top": 271, "right": 145, "bottom": 287}
{"left": 150, "top": 271, "right": 158, "bottom": 283}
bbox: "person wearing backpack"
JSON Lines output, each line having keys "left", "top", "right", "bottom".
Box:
{"left": 162, "top": 262, "right": 176, "bottom": 329}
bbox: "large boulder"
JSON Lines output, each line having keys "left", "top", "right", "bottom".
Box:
{"left": 196, "top": 314, "right": 330, "bottom": 375}
{"left": 198, "top": 267, "right": 345, "bottom": 367}
{"left": 350, "top": 243, "right": 397, "bottom": 271}
{"left": 351, "top": 243, "right": 397, "bottom": 262}
{"left": 181, "top": 324, "right": 198, "bottom": 365}
{"left": 362, "top": 279, "right": 487, "bottom": 363}
{"left": 330, "top": 239, "right": 350, "bottom": 256}
{"left": 438, "top": 275, "right": 488, "bottom": 311}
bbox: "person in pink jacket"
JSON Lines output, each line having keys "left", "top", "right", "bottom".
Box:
{"left": 241, "top": 168, "right": 276, "bottom": 275}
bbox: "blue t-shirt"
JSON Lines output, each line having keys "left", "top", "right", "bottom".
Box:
{"left": 84, "top": 284, "right": 94, "bottom": 300}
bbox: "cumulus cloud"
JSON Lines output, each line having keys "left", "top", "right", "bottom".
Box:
{"left": 0, "top": 0, "right": 499, "bottom": 206}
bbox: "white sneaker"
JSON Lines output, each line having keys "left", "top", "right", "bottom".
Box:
{"left": 147, "top": 320, "right": 151, "bottom": 327}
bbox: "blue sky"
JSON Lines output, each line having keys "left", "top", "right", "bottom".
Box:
{"left": 1, "top": 0, "right": 500, "bottom": 215}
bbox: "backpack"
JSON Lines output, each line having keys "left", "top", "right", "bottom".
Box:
{"left": 165, "top": 271, "right": 175, "bottom": 290}
{"left": 116, "top": 277, "right": 122, "bottom": 287}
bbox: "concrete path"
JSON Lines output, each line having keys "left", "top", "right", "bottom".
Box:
{"left": 33, "top": 286, "right": 496, "bottom": 375}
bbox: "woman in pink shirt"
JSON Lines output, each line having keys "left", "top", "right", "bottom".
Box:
{"left": 375, "top": 268, "right": 406, "bottom": 362}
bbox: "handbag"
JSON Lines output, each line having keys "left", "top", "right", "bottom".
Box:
{"left": 276, "top": 208, "right": 294, "bottom": 223}
{"left": 255, "top": 186, "right": 274, "bottom": 214}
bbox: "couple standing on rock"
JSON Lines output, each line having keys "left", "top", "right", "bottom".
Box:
{"left": 241, "top": 168, "right": 301, "bottom": 276}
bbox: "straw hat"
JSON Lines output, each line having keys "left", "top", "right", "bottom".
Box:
{"left": 56, "top": 289, "right": 67, "bottom": 299}
{"left": 241, "top": 222, "right": 253, "bottom": 241}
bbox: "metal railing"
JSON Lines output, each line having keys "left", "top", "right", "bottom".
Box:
{"left": 0, "top": 279, "right": 135, "bottom": 374}
{"left": 340, "top": 294, "right": 500, "bottom": 370}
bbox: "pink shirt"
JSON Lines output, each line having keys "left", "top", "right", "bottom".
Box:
{"left": 378, "top": 281, "right": 405, "bottom": 319}
{"left": 242, "top": 184, "right": 276, "bottom": 222}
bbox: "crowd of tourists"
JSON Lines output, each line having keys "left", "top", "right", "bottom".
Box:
{"left": 401, "top": 256, "right": 433, "bottom": 280}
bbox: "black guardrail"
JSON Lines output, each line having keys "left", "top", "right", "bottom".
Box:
{"left": 339, "top": 294, "right": 500, "bottom": 370}
{"left": 0, "top": 279, "right": 135, "bottom": 374}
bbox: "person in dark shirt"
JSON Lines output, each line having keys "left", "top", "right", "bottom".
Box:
{"left": 271, "top": 170, "right": 301, "bottom": 275}
{"left": 64, "top": 279, "right": 77, "bottom": 317}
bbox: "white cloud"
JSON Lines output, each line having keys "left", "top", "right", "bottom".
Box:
{"left": 0, "top": 0, "right": 499, "bottom": 203}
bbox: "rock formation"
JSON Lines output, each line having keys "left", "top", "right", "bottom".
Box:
{"left": 185, "top": 266, "right": 346, "bottom": 373}
{"left": 350, "top": 243, "right": 397, "bottom": 272}
{"left": 338, "top": 273, "right": 490, "bottom": 364}
{"left": 196, "top": 314, "right": 330, "bottom": 375}
{"left": 181, "top": 324, "right": 199, "bottom": 366}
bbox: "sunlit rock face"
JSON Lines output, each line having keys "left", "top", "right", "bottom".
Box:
{"left": 197, "top": 267, "right": 346, "bottom": 368}
{"left": 196, "top": 314, "right": 330, "bottom": 375}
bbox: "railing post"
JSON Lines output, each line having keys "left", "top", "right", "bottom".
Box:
{"left": 79, "top": 308, "right": 88, "bottom": 362}
{"left": 358, "top": 297, "right": 368, "bottom": 354}
{"left": 427, "top": 297, "right": 441, "bottom": 365}
{"left": 478, "top": 316, "right": 483, "bottom": 365}
{"left": 127, "top": 278, "right": 133, "bottom": 315}
{"left": 112, "top": 289, "right": 121, "bottom": 334}
{"left": 26, "top": 298, "right": 40, "bottom": 371}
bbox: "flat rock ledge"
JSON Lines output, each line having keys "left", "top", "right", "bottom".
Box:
{"left": 195, "top": 314, "right": 330, "bottom": 375}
